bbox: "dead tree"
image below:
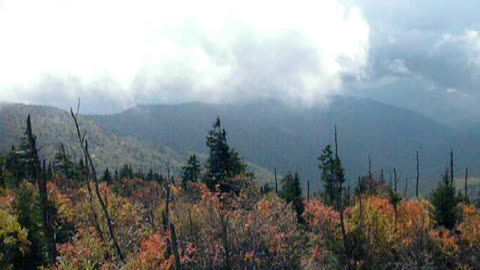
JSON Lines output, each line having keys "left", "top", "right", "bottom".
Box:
{"left": 307, "top": 180, "right": 310, "bottom": 202}
{"left": 368, "top": 154, "right": 372, "bottom": 180}
{"left": 416, "top": 151, "right": 419, "bottom": 198}
{"left": 70, "top": 107, "right": 125, "bottom": 261}
{"left": 465, "top": 168, "right": 469, "bottom": 198}
{"left": 162, "top": 183, "right": 182, "bottom": 269}
{"left": 220, "top": 213, "right": 231, "bottom": 270}
{"left": 25, "top": 115, "right": 57, "bottom": 264}
{"left": 274, "top": 168, "right": 278, "bottom": 194}
{"left": 393, "top": 168, "right": 398, "bottom": 194}
{"left": 450, "top": 150, "right": 454, "bottom": 185}
{"left": 333, "top": 126, "right": 353, "bottom": 269}
{"left": 170, "top": 223, "right": 182, "bottom": 270}
{"left": 404, "top": 176, "right": 408, "bottom": 199}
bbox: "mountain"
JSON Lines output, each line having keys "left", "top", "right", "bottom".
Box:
{"left": 89, "top": 96, "right": 477, "bottom": 193}
{"left": 0, "top": 103, "right": 274, "bottom": 183}
{"left": 0, "top": 103, "right": 186, "bottom": 174}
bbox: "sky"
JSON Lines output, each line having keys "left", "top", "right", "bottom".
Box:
{"left": 0, "top": 0, "right": 479, "bottom": 123}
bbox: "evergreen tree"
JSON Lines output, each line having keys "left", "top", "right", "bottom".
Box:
{"left": 102, "top": 168, "right": 113, "bottom": 185}
{"left": 0, "top": 154, "right": 5, "bottom": 188}
{"left": 119, "top": 163, "right": 133, "bottom": 179}
{"left": 14, "top": 182, "right": 47, "bottom": 268}
{"left": 54, "top": 144, "right": 75, "bottom": 179}
{"left": 181, "top": 154, "right": 201, "bottom": 189}
{"left": 204, "top": 117, "right": 246, "bottom": 192}
{"left": 318, "top": 145, "right": 346, "bottom": 207}
{"left": 146, "top": 168, "right": 154, "bottom": 182}
{"left": 279, "top": 172, "right": 304, "bottom": 220}
{"left": 431, "top": 168, "right": 459, "bottom": 230}
{"left": 74, "top": 158, "right": 87, "bottom": 182}
{"left": 114, "top": 169, "right": 119, "bottom": 181}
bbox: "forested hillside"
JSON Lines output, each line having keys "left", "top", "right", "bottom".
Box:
{"left": 0, "top": 111, "right": 479, "bottom": 269}
{"left": 0, "top": 103, "right": 185, "bottom": 174}
{"left": 0, "top": 103, "right": 273, "bottom": 183}
{"left": 90, "top": 96, "right": 476, "bottom": 193}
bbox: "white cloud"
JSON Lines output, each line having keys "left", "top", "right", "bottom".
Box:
{"left": 0, "top": 0, "right": 369, "bottom": 111}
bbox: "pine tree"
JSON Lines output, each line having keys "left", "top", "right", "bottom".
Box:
{"left": 279, "top": 171, "right": 304, "bottom": 220}
{"left": 318, "top": 145, "right": 346, "bottom": 207}
{"left": 119, "top": 163, "right": 132, "bottom": 179}
{"left": 204, "top": 117, "right": 246, "bottom": 192}
{"left": 181, "top": 154, "right": 201, "bottom": 189}
{"left": 54, "top": 144, "right": 74, "bottom": 179}
{"left": 431, "top": 168, "right": 459, "bottom": 230}
{"left": 102, "top": 168, "right": 113, "bottom": 185}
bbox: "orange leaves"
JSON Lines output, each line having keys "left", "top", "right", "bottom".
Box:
{"left": 457, "top": 204, "right": 480, "bottom": 249}
{"left": 429, "top": 228, "right": 459, "bottom": 256}
{"left": 303, "top": 199, "right": 340, "bottom": 234}
{"left": 0, "top": 188, "right": 15, "bottom": 211}
{"left": 47, "top": 182, "right": 74, "bottom": 223}
{"left": 396, "top": 200, "right": 433, "bottom": 247}
{"left": 135, "top": 233, "right": 174, "bottom": 270}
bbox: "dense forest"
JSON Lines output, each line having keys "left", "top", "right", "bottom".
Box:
{"left": 1, "top": 109, "right": 480, "bottom": 270}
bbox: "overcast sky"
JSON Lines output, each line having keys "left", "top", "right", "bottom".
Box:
{"left": 0, "top": 0, "right": 479, "bottom": 121}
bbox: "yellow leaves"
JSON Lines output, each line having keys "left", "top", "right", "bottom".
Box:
{"left": 429, "top": 228, "right": 459, "bottom": 256}
{"left": 47, "top": 182, "right": 75, "bottom": 223}
{"left": 0, "top": 208, "right": 30, "bottom": 259}
{"left": 347, "top": 196, "right": 397, "bottom": 251}
{"left": 457, "top": 204, "right": 480, "bottom": 249}
{"left": 396, "top": 200, "right": 433, "bottom": 246}
{"left": 56, "top": 227, "right": 109, "bottom": 269}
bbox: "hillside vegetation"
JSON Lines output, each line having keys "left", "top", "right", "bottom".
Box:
{"left": 90, "top": 97, "right": 477, "bottom": 193}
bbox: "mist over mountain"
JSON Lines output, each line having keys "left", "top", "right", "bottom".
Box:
{"left": 89, "top": 96, "right": 475, "bottom": 193}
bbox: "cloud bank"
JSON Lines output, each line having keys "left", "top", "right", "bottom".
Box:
{"left": 0, "top": 0, "right": 369, "bottom": 112}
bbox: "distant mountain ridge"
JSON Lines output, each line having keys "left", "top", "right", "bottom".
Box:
{"left": 0, "top": 103, "right": 186, "bottom": 174}
{"left": 0, "top": 103, "right": 274, "bottom": 183}
{"left": 89, "top": 96, "right": 478, "bottom": 193}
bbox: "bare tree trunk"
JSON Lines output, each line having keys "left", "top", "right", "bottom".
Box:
{"left": 416, "top": 151, "right": 419, "bottom": 198}
{"left": 220, "top": 213, "right": 231, "bottom": 270}
{"left": 26, "top": 115, "right": 57, "bottom": 264}
{"left": 274, "top": 168, "right": 278, "bottom": 194}
{"left": 368, "top": 154, "right": 372, "bottom": 180}
{"left": 404, "top": 176, "right": 408, "bottom": 199}
{"left": 307, "top": 180, "right": 310, "bottom": 202}
{"left": 450, "top": 150, "right": 454, "bottom": 185}
{"left": 393, "top": 168, "right": 398, "bottom": 193}
{"left": 70, "top": 108, "right": 125, "bottom": 262}
{"left": 170, "top": 223, "right": 182, "bottom": 270}
{"left": 465, "top": 168, "right": 468, "bottom": 197}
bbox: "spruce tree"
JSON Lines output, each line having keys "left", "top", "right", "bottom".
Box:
{"left": 102, "top": 168, "right": 113, "bottom": 185}
{"left": 119, "top": 163, "right": 132, "bottom": 179}
{"left": 431, "top": 168, "right": 459, "bottom": 230}
{"left": 181, "top": 154, "right": 201, "bottom": 189}
{"left": 279, "top": 172, "right": 304, "bottom": 220}
{"left": 204, "top": 117, "right": 246, "bottom": 192}
{"left": 54, "top": 144, "right": 74, "bottom": 179}
{"left": 318, "top": 145, "right": 346, "bottom": 207}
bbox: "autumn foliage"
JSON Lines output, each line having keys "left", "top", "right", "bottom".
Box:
{"left": 0, "top": 175, "right": 480, "bottom": 269}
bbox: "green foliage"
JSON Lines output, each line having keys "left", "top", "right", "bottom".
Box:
{"left": 204, "top": 117, "right": 247, "bottom": 192}
{"left": 0, "top": 209, "right": 30, "bottom": 269}
{"left": 101, "top": 167, "right": 113, "bottom": 184}
{"left": 431, "top": 169, "right": 459, "bottom": 230}
{"left": 54, "top": 144, "right": 75, "bottom": 180}
{"left": 280, "top": 171, "right": 304, "bottom": 220}
{"left": 13, "top": 181, "right": 47, "bottom": 268}
{"left": 119, "top": 163, "right": 134, "bottom": 179}
{"left": 181, "top": 154, "right": 201, "bottom": 189}
{"left": 318, "top": 145, "right": 346, "bottom": 208}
